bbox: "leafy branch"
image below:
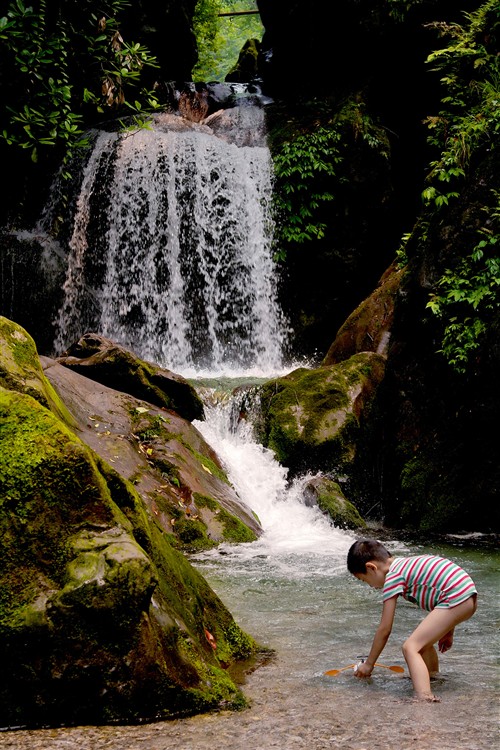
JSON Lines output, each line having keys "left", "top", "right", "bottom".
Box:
{"left": 0, "top": 0, "right": 160, "bottom": 171}
{"left": 422, "top": 1, "right": 500, "bottom": 374}
{"left": 421, "top": 0, "right": 500, "bottom": 210}
{"left": 426, "top": 193, "right": 500, "bottom": 373}
{"left": 271, "top": 98, "right": 389, "bottom": 258}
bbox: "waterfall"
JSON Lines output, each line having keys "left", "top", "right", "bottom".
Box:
{"left": 52, "top": 105, "right": 288, "bottom": 376}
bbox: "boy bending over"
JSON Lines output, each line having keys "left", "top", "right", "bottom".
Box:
{"left": 347, "top": 538, "right": 477, "bottom": 702}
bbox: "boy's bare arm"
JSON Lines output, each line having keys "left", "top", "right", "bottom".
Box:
{"left": 355, "top": 597, "right": 398, "bottom": 677}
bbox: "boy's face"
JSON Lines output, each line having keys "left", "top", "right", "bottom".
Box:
{"left": 354, "top": 562, "right": 386, "bottom": 589}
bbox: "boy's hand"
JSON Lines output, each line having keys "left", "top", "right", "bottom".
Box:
{"left": 354, "top": 661, "right": 373, "bottom": 678}
{"left": 438, "top": 629, "right": 454, "bottom": 653}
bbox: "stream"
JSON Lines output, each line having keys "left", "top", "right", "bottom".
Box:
{"left": 2, "top": 387, "right": 498, "bottom": 750}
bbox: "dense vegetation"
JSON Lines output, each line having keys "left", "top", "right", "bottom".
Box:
{"left": 271, "top": 0, "right": 499, "bottom": 375}
{"left": 421, "top": 0, "right": 500, "bottom": 373}
{"left": 0, "top": 0, "right": 160, "bottom": 174}
{"left": 193, "top": 0, "right": 263, "bottom": 81}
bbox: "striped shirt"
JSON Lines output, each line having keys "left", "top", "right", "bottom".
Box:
{"left": 382, "top": 555, "right": 477, "bottom": 611}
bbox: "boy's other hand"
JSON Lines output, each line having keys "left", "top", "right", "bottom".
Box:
{"left": 438, "top": 629, "right": 454, "bottom": 653}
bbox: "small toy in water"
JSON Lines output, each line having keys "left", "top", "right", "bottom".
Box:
{"left": 324, "top": 660, "right": 404, "bottom": 677}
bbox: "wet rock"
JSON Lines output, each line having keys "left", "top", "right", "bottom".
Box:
{"left": 303, "top": 476, "right": 366, "bottom": 530}
{"left": 41, "top": 356, "right": 262, "bottom": 547}
{"left": 323, "top": 263, "right": 404, "bottom": 365}
{"left": 225, "top": 39, "right": 261, "bottom": 83}
{"left": 58, "top": 333, "right": 204, "bottom": 422}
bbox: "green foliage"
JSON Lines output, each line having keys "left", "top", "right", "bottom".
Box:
{"left": 386, "top": 0, "right": 425, "bottom": 23}
{"left": 422, "top": 1, "right": 500, "bottom": 373}
{"left": 0, "top": 0, "right": 160, "bottom": 171}
{"left": 426, "top": 191, "right": 500, "bottom": 373}
{"left": 421, "top": 1, "right": 500, "bottom": 210}
{"left": 272, "top": 99, "right": 389, "bottom": 258}
{"left": 272, "top": 126, "right": 342, "bottom": 251}
{"left": 193, "top": 0, "right": 263, "bottom": 82}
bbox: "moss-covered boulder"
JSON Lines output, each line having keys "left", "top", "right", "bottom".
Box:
{"left": 0, "top": 316, "right": 74, "bottom": 424}
{"left": 256, "top": 352, "right": 385, "bottom": 475}
{"left": 303, "top": 476, "right": 366, "bottom": 530}
{"left": 0, "top": 320, "right": 260, "bottom": 727}
{"left": 58, "top": 333, "right": 204, "bottom": 422}
{"left": 225, "top": 38, "right": 261, "bottom": 83}
{"left": 323, "top": 263, "right": 404, "bottom": 365}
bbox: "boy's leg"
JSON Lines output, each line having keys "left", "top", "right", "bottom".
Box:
{"left": 421, "top": 644, "right": 439, "bottom": 676}
{"left": 402, "top": 596, "right": 476, "bottom": 700}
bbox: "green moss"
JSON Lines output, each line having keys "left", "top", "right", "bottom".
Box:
{"left": 217, "top": 508, "right": 257, "bottom": 543}
{"left": 193, "top": 493, "right": 218, "bottom": 512}
{"left": 312, "top": 479, "right": 366, "bottom": 529}
{"left": 222, "top": 620, "right": 257, "bottom": 660}
{"left": 399, "top": 451, "right": 472, "bottom": 532}
{"left": 0, "top": 324, "right": 260, "bottom": 724}
{"left": 193, "top": 493, "right": 257, "bottom": 544}
{"left": 258, "top": 354, "right": 385, "bottom": 473}
{"left": 152, "top": 457, "right": 182, "bottom": 487}
{"left": 188, "top": 448, "right": 231, "bottom": 485}
{"left": 0, "top": 317, "right": 75, "bottom": 427}
{"left": 128, "top": 469, "right": 143, "bottom": 485}
{"left": 0, "top": 388, "right": 129, "bottom": 629}
{"left": 175, "top": 517, "right": 217, "bottom": 551}
{"left": 177, "top": 634, "right": 247, "bottom": 712}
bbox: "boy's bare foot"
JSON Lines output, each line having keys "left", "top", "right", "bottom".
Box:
{"left": 413, "top": 694, "right": 441, "bottom": 703}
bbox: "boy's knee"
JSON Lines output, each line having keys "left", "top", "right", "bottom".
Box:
{"left": 402, "top": 638, "right": 414, "bottom": 659}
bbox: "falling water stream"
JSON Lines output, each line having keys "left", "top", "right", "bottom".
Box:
{"left": 5, "top": 98, "right": 498, "bottom": 749}
{"left": 52, "top": 105, "right": 286, "bottom": 375}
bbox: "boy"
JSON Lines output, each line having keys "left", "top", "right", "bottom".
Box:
{"left": 347, "top": 538, "right": 477, "bottom": 702}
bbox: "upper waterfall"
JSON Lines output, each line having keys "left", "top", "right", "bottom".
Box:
{"left": 52, "top": 103, "right": 288, "bottom": 377}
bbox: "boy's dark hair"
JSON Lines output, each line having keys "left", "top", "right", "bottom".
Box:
{"left": 347, "top": 538, "right": 392, "bottom": 574}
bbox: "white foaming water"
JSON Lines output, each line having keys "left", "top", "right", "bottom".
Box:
{"left": 193, "top": 395, "right": 355, "bottom": 576}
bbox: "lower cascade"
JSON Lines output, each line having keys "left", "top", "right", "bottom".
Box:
{"left": 193, "top": 393, "right": 354, "bottom": 561}
{"left": 51, "top": 103, "right": 288, "bottom": 376}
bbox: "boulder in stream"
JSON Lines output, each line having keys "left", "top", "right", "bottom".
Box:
{"left": 256, "top": 351, "right": 386, "bottom": 478}
{"left": 303, "top": 476, "right": 367, "bottom": 530}
{"left": 0, "top": 317, "right": 261, "bottom": 728}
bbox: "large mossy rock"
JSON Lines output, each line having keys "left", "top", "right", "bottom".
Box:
{"left": 256, "top": 352, "right": 385, "bottom": 476}
{"left": 0, "top": 318, "right": 259, "bottom": 727}
{"left": 0, "top": 316, "right": 73, "bottom": 424}
{"left": 323, "top": 263, "right": 404, "bottom": 365}
{"left": 42, "top": 355, "right": 261, "bottom": 550}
